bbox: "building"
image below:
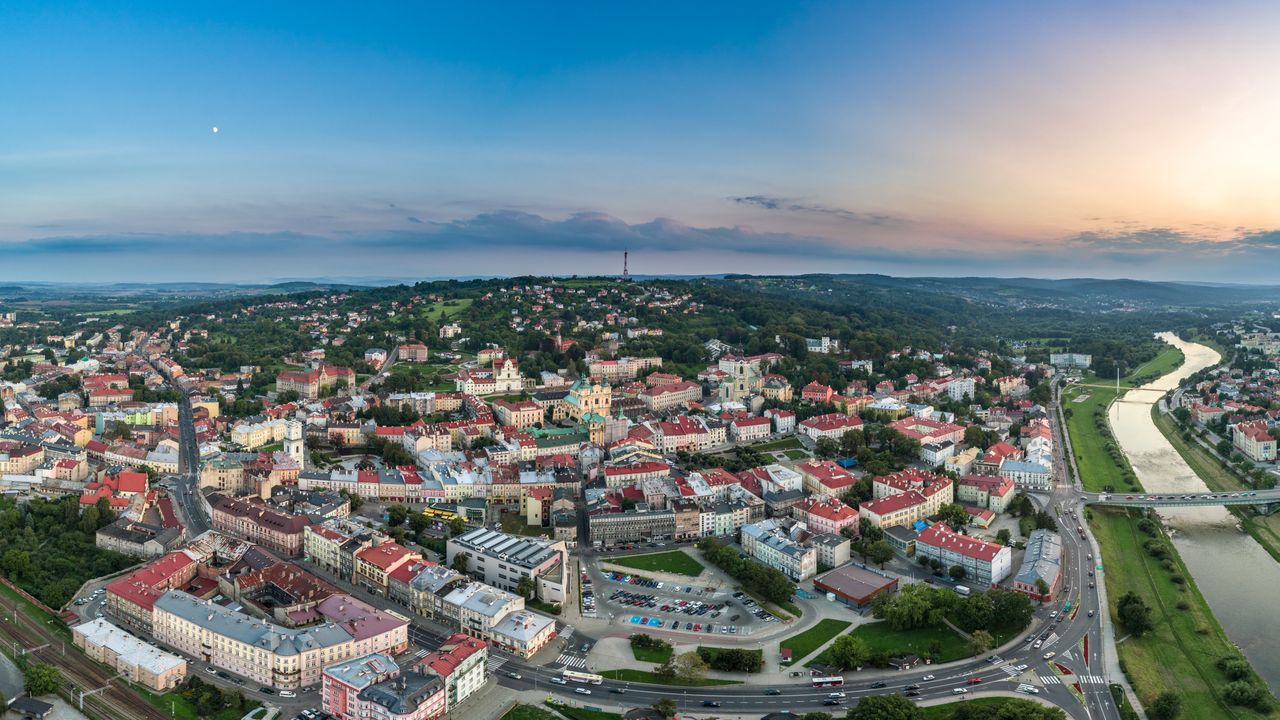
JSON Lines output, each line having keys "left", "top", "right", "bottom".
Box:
{"left": 1012, "top": 529, "right": 1063, "bottom": 602}
{"left": 492, "top": 399, "right": 543, "bottom": 429}
{"left": 810, "top": 533, "right": 851, "bottom": 569}
{"left": 814, "top": 564, "right": 899, "bottom": 608}
{"left": 872, "top": 469, "right": 953, "bottom": 518}
{"left": 105, "top": 550, "right": 199, "bottom": 632}
{"left": 639, "top": 380, "right": 702, "bottom": 412}
{"left": 565, "top": 379, "right": 611, "bottom": 422}
{"left": 730, "top": 416, "right": 772, "bottom": 443}
{"left": 417, "top": 633, "right": 488, "bottom": 710}
{"left": 1234, "top": 420, "right": 1277, "bottom": 462}
{"left": 354, "top": 542, "right": 423, "bottom": 596}
{"left": 211, "top": 495, "right": 310, "bottom": 557}
{"left": 446, "top": 528, "right": 568, "bottom": 604}
{"left": 793, "top": 496, "right": 859, "bottom": 535}
{"left": 956, "top": 474, "right": 1016, "bottom": 513}
{"left": 152, "top": 590, "right": 409, "bottom": 690}
{"left": 797, "top": 413, "right": 864, "bottom": 442}
{"left": 398, "top": 343, "right": 430, "bottom": 363}
{"left": 587, "top": 506, "right": 675, "bottom": 547}
{"left": 1049, "top": 353, "right": 1092, "bottom": 369}
{"left": 914, "top": 523, "right": 1012, "bottom": 587}
{"left": 322, "top": 653, "right": 445, "bottom": 720}
{"left": 998, "top": 458, "right": 1053, "bottom": 493}
{"left": 276, "top": 364, "right": 356, "bottom": 400}
{"left": 794, "top": 460, "right": 857, "bottom": 496}
{"left": 73, "top": 618, "right": 187, "bottom": 691}
{"left": 764, "top": 408, "right": 795, "bottom": 434}
{"left": 740, "top": 519, "right": 817, "bottom": 581}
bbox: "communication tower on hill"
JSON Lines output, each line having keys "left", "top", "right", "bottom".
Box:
{"left": 622, "top": 250, "right": 631, "bottom": 281}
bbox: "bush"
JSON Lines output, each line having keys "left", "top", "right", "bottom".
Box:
{"left": 1217, "top": 656, "right": 1253, "bottom": 681}
{"left": 697, "top": 647, "right": 763, "bottom": 673}
{"left": 1221, "top": 680, "right": 1269, "bottom": 710}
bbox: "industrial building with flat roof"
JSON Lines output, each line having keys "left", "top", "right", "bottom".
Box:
{"left": 813, "top": 564, "right": 900, "bottom": 607}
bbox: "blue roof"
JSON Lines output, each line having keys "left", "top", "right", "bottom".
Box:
{"left": 836, "top": 457, "right": 858, "bottom": 468}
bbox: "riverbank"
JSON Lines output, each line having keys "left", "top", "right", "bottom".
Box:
{"left": 1150, "top": 407, "right": 1280, "bottom": 565}
{"left": 1065, "top": 336, "right": 1275, "bottom": 718}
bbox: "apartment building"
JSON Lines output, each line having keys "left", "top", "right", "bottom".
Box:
{"left": 1234, "top": 420, "right": 1277, "bottom": 462}
{"left": 74, "top": 618, "right": 187, "bottom": 691}
{"left": 740, "top": 519, "right": 818, "bottom": 582}
{"left": 446, "top": 528, "right": 568, "bottom": 604}
{"left": 914, "top": 523, "right": 1012, "bottom": 587}
{"left": 210, "top": 495, "right": 310, "bottom": 557}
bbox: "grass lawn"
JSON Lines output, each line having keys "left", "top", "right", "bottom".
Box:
{"left": 604, "top": 550, "right": 704, "bottom": 577}
{"left": 1062, "top": 382, "right": 1132, "bottom": 493}
{"left": 918, "top": 697, "right": 1051, "bottom": 718}
{"left": 500, "top": 510, "right": 554, "bottom": 538}
{"left": 739, "top": 587, "right": 801, "bottom": 619}
{"left": 752, "top": 436, "right": 804, "bottom": 452}
{"left": 546, "top": 702, "right": 623, "bottom": 720}
{"left": 420, "top": 298, "right": 473, "bottom": 320}
{"left": 597, "top": 669, "right": 742, "bottom": 686}
{"left": 783, "top": 449, "right": 810, "bottom": 460}
{"left": 1126, "top": 346, "right": 1186, "bottom": 383}
{"left": 1152, "top": 407, "right": 1280, "bottom": 564}
{"left": 631, "top": 639, "right": 673, "bottom": 664}
{"left": 809, "top": 621, "right": 969, "bottom": 668}
{"left": 136, "top": 686, "right": 260, "bottom": 720}
{"left": 697, "top": 645, "right": 763, "bottom": 672}
{"left": 780, "top": 618, "right": 852, "bottom": 663}
{"left": 1090, "top": 508, "right": 1273, "bottom": 720}
{"left": 501, "top": 705, "right": 561, "bottom": 720}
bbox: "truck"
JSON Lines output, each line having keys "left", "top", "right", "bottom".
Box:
{"left": 954, "top": 585, "right": 971, "bottom": 597}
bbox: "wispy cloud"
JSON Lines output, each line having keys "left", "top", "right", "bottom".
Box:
{"left": 730, "top": 194, "right": 903, "bottom": 226}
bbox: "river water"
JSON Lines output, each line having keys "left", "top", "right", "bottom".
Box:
{"left": 1108, "top": 332, "right": 1280, "bottom": 692}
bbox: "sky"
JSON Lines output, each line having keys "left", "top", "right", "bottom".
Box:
{"left": 4, "top": 1, "right": 1280, "bottom": 283}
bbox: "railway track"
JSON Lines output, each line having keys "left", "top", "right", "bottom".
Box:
{"left": 0, "top": 607, "right": 170, "bottom": 720}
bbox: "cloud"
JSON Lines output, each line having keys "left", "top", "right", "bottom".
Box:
{"left": 405, "top": 216, "right": 423, "bottom": 224}
{"left": 730, "top": 194, "right": 902, "bottom": 225}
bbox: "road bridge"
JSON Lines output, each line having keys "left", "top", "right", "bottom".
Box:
{"left": 1081, "top": 489, "right": 1280, "bottom": 513}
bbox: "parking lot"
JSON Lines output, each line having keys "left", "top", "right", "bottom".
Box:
{"left": 590, "top": 568, "right": 777, "bottom": 638}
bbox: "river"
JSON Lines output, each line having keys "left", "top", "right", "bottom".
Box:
{"left": 1109, "top": 332, "right": 1280, "bottom": 692}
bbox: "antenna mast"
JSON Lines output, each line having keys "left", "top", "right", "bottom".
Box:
{"left": 623, "top": 250, "right": 630, "bottom": 281}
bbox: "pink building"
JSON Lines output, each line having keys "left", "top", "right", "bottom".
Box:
{"left": 794, "top": 496, "right": 859, "bottom": 535}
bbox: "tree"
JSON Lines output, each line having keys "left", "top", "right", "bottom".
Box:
{"left": 845, "top": 693, "right": 924, "bottom": 720}
{"left": 1035, "top": 578, "right": 1050, "bottom": 599}
{"left": 660, "top": 651, "right": 709, "bottom": 683}
{"left": 865, "top": 540, "right": 895, "bottom": 568}
{"left": 386, "top": 504, "right": 409, "bottom": 527}
{"left": 24, "top": 663, "right": 62, "bottom": 696}
{"left": 515, "top": 575, "right": 535, "bottom": 600}
{"left": 1150, "top": 692, "right": 1183, "bottom": 720}
{"left": 450, "top": 551, "right": 470, "bottom": 575}
{"left": 448, "top": 516, "right": 466, "bottom": 536}
{"left": 949, "top": 564, "right": 967, "bottom": 581}
{"left": 967, "top": 629, "right": 994, "bottom": 655}
{"left": 653, "top": 698, "right": 678, "bottom": 719}
{"left": 1117, "top": 592, "right": 1153, "bottom": 637}
{"left": 936, "top": 503, "right": 970, "bottom": 531}
{"left": 995, "top": 528, "right": 1011, "bottom": 545}
{"left": 827, "top": 634, "right": 869, "bottom": 671}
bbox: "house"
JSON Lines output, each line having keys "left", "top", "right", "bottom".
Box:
{"left": 1233, "top": 420, "right": 1277, "bottom": 462}
{"left": 793, "top": 496, "right": 859, "bottom": 535}
{"left": 398, "top": 343, "right": 430, "bottom": 363}
{"left": 764, "top": 408, "right": 796, "bottom": 435}
{"left": 794, "top": 460, "right": 857, "bottom": 496}
{"left": 1012, "top": 529, "right": 1063, "bottom": 602}
{"left": 956, "top": 474, "right": 1015, "bottom": 513}
{"left": 800, "top": 381, "right": 836, "bottom": 404}
{"left": 730, "top": 416, "right": 772, "bottom": 443}
{"left": 914, "top": 523, "right": 1012, "bottom": 587}
{"left": 797, "top": 413, "right": 864, "bottom": 442}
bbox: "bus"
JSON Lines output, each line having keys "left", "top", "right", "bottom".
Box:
{"left": 563, "top": 671, "right": 604, "bottom": 685}
{"left": 812, "top": 676, "right": 845, "bottom": 688}
{"left": 1062, "top": 601, "right": 1072, "bottom": 616}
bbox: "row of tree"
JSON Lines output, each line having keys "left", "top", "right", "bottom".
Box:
{"left": 697, "top": 537, "right": 796, "bottom": 606}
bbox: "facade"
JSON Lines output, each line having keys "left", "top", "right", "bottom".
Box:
{"left": 74, "top": 618, "right": 187, "bottom": 691}
{"left": 797, "top": 412, "right": 865, "bottom": 442}
{"left": 730, "top": 416, "right": 772, "bottom": 442}
{"left": 740, "top": 519, "right": 818, "bottom": 581}
{"left": 588, "top": 507, "right": 675, "bottom": 547}
{"left": 276, "top": 364, "right": 355, "bottom": 400}
{"left": 417, "top": 633, "right": 488, "bottom": 710}
{"left": 322, "top": 653, "right": 446, "bottom": 720}
{"left": 997, "top": 458, "right": 1053, "bottom": 492}
{"left": 956, "top": 474, "right": 1016, "bottom": 513}
{"left": 639, "top": 380, "right": 702, "bottom": 412}
{"left": 446, "top": 528, "right": 568, "bottom": 604}
{"left": 814, "top": 564, "right": 899, "bottom": 608}
{"left": 810, "top": 533, "right": 852, "bottom": 569}
{"left": 793, "top": 496, "right": 859, "bottom": 535}
{"left": 914, "top": 523, "right": 1012, "bottom": 587}
{"left": 211, "top": 495, "right": 310, "bottom": 557}
{"left": 1234, "top": 420, "right": 1277, "bottom": 462}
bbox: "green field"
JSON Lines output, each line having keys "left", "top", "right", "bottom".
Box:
{"left": 420, "top": 298, "right": 473, "bottom": 321}
{"left": 604, "top": 550, "right": 704, "bottom": 577}
{"left": 808, "top": 621, "right": 969, "bottom": 667}
{"left": 1152, "top": 408, "right": 1280, "bottom": 564}
{"left": 501, "top": 706, "right": 561, "bottom": 720}
{"left": 780, "top": 618, "right": 852, "bottom": 663}
{"left": 1090, "top": 509, "right": 1272, "bottom": 720}
{"left": 919, "top": 696, "right": 1066, "bottom": 718}
{"left": 500, "top": 510, "right": 554, "bottom": 538}
{"left": 597, "top": 669, "right": 741, "bottom": 686}
{"left": 783, "top": 449, "right": 810, "bottom": 460}
{"left": 631, "top": 640, "right": 673, "bottom": 664}
{"left": 697, "top": 645, "right": 763, "bottom": 672}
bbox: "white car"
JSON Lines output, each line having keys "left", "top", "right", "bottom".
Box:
{"left": 952, "top": 688, "right": 968, "bottom": 695}
{"left": 921, "top": 674, "right": 935, "bottom": 681}
{"left": 550, "top": 677, "right": 568, "bottom": 685}
{"left": 574, "top": 688, "right": 592, "bottom": 696}
{"left": 828, "top": 692, "right": 846, "bottom": 699}
{"left": 1043, "top": 652, "right": 1056, "bottom": 660}
{"left": 280, "top": 691, "right": 296, "bottom": 698}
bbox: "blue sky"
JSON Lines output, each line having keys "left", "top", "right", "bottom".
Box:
{"left": 4, "top": 1, "right": 1280, "bottom": 282}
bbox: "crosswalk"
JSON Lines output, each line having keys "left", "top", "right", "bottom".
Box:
{"left": 487, "top": 655, "right": 508, "bottom": 673}
{"left": 1039, "top": 674, "right": 1106, "bottom": 685}
{"left": 1000, "top": 664, "right": 1022, "bottom": 677}
{"left": 554, "top": 653, "right": 588, "bottom": 669}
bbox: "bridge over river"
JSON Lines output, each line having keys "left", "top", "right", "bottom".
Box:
{"left": 1079, "top": 489, "right": 1280, "bottom": 513}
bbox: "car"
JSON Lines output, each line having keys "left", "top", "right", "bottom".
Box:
{"left": 205, "top": 666, "right": 218, "bottom": 675}
{"left": 259, "top": 688, "right": 276, "bottom": 695}
{"left": 280, "top": 691, "right": 296, "bottom": 698}
{"left": 702, "top": 701, "right": 721, "bottom": 708}
{"left": 1049, "top": 611, "right": 1057, "bottom": 618}
{"left": 1043, "top": 652, "right": 1056, "bottom": 660}
{"left": 1015, "top": 664, "right": 1028, "bottom": 672}
{"left": 765, "top": 689, "right": 781, "bottom": 696}
{"left": 952, "top": 688, "right": 968, "bottom": 695}
{"left": 828, "top": 692, "right": 846, "bottom": 699}
{"left": 507, "top": 672, "right": 522, "bottom": 680}
{"left": 986, "top": 655, "right": 999, "bottom": 663}
{"left": 610, "top": 688, "right": 627, "bottom": 694}
{"left": 921, "top": 674, "right": 935, "bottom": 681}
{"left": 824, "top": 699, "right": 843, "bottom": 706}
{"left": 1033, "top": 640, "right": 1043, "bottom": 649}
{"left": 550, "top": 677, "right": 568, "bottom": 685}
{"left": 906, "top": 684, "right": 921, "bottom": 691}
{"left": 905, "top": 690, "right": 921, "bottom": 697}
{"left": 217, "top": 671, "right": 232, "bottom": 680}
{"left": 574, "top": 688, "right": 592, "bottom": 696}
{"left": 1088, "top": 610, "right": 1095, "bottom": 618}
{"left": 1022, "top": 686, "right": 1041, "bottom": 695}
{"left": 1089, "top": 582, "right": 1095, "bottom": 588}
{"left": 870, "top": 681, "right": 887, "bottom": 689}
{"left": 967, "top": 677, "right": 983, "bottom": 685}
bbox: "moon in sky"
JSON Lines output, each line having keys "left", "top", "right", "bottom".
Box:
{"left": 211, "top": 126, "right": 219, "bottom": 134}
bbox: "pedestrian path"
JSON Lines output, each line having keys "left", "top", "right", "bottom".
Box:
{"left": 999, "top": 664, "right": 1022, "bottom": 677}
{"left": 487, "top": 655, "right": 508, "bottom": 673}
{"left": 554, "top": 653, "right": 588, "bottom": 669}
{"left": 1039, "top": 674, "right": 1106, "bottom": 685}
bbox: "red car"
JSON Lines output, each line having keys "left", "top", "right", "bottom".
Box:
{"left": 967, "top": 678, "right": 983, "bottom": 685}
